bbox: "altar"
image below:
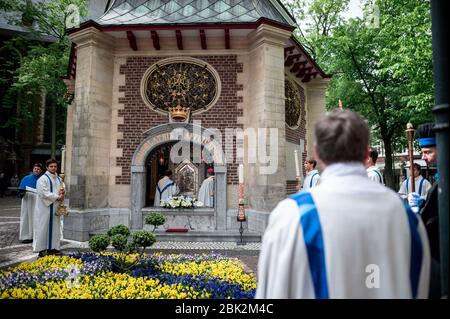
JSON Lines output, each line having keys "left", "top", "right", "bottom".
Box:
{"left": 142, "top": 207, "right": 215, "bottom": 232}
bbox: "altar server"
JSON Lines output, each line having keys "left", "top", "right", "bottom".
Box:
{"left": 398, "top": 163, "right": 432, "bottom": 200}
{"left": 302, "top": 158, "right": 320, "bottom": 190}
{"left": 18, "top": 163, "right": 43, "bottom": 243}
{"left": 33, "top": 159, "right": 64, "bottom": 257}
{"left": 366, "top": 147, "right": 384, "bottom": 184}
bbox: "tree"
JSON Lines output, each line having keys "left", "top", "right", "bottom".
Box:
{"left": 0, "top": 0, "right": 87, "bottom": 155}
{"left": 283, "top": 0, "right": 350, "bottom": 60}
{"left": 324, "top": 0, "right": 433, "bottom": 188}
{"left": 282, "top": 0, "right": 434, "bottom": 189}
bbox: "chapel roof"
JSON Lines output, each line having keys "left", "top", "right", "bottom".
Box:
{"left": 94, "top": 0, "right": 296, "bottom": 27}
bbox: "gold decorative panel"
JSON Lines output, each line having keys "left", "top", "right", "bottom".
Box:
{"left": 143, "top": 60, "right": 218, "bottom": 114}
{"left": 285, "top": 78, "right": 305, "bottom": 128}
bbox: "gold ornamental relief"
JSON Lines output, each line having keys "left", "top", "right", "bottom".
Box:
{"left": 142, "top": 59, "right": 219, "bottom": 115}
{"left": 285, "top": 78, "right": 305, "bottom": 129}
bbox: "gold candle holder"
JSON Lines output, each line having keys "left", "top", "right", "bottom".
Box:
{"left": 56, "top": 173, "right": 68, "bottom": 217}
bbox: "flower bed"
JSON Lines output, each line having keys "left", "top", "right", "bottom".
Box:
{"left": 0, "top": 253, "right": 256, "bottom": 299}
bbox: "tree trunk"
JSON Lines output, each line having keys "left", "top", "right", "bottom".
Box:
{"left": 51, "top": 102, "right": 56, "bottom": 158}
{"left": 382, "top": 137, "right": 395, "bottom": 190}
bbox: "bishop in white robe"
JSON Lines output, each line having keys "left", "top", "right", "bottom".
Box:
{"left": 33, "top": 171, "right": 64, "bottom": 253}
{"left": 198, "top": 173, "right": 214, "bottom": 207}
{"left": 256, "top": 163, "right": 430, "bottom": 299}
{"left": 154, "top": 174, "right": 179, "bottom": 207}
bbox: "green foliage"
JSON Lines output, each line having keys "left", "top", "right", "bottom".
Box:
{"left": 130, "top": 231, "right": 156, "bottom": 251}
{"left": 110, "top": 234, "right": 128, "bottom": 252}
{"left": 88, "top": 224, "right": 155, "bottom": 263}
{"left": 144, "top": 212, "right": 166, "bottom": 232}
{"left": 88, "top": 234, "right": 110, "bottom": 253}
{"left": 0, "top": 0, "right": 87, "bottom": 145}
{"left": 107, "top": 224, "right": 131, "bottom": 238}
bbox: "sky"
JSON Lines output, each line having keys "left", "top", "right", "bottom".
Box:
{"left": 342, "top": 0, "right": 364, "bottom": 20}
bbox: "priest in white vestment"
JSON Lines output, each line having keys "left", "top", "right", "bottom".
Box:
{"left": 256, "top": 110, "right": 430, "bottom": 299}
{"left": 198, "top": 168, "right": 214, "bottom": 207}
{"left": 18, "top": 163, "right": 43, "bottom": 243}
{"left": 33, "top": 159, "right": 65, "bottom": 257}
{"left": 154, "top": 170, "right": 179, "bottom": 206}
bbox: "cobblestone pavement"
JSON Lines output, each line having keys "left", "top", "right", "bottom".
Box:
{"left": 0, "top": 196, "right": 261, "bottom": 273}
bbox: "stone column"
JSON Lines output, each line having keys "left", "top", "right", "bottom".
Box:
{"left": 67, "top": 27, "right": 115, "bottom": 209}
{"left": 130, "top": 165, "right": 146, "bottom": 229}
{"left": 214, "top": 165, "right": 227, "bottom": 230}
{"left": 305, "top": 80, "right": 329, "bottom": 161}
{"left": 246, "top": 24, "right": 292, "bottom": 212}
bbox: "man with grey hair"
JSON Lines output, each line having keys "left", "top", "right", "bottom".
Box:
{"left": 256, "top": 109, "right": 430, "bottom": 299}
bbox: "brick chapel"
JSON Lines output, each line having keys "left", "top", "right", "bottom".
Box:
{"left": 63, "top": 0, "right": 329, "bottom": 241}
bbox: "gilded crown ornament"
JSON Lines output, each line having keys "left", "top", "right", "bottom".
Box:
{"left": 169, "top": 102, "right": 190, "bottom": 122}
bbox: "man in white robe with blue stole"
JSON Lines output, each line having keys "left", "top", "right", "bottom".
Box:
{"left": 399, "top": 163, "right": 432, "bottom": 200}
{"left": 154, "top": 170, "right": 179, "bottom": 207}
{"left": 256, "top": 110, "right": 430, "bottom": 299}
{"left": 18, "top": 163, "right": 43, "bottom": 243}
{"left": 302, "top": 158, "right": 320, "bottom": 190}
{"left": 366, "top": 147, "right": 384, "bottom": 184}
{"left": 198, "top": 168, "right": 214, "bottom": 207}
{"left": 33, "top": 159, "right": 64, "bottom": 257}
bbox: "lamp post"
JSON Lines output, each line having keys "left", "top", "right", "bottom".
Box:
{"left": 431, "top": 0, "right": 448, "bottom": 297}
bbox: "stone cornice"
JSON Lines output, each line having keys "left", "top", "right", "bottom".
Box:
{"left": 305, "top": 78, "right": 331, "bottom": 91}
{"left": 69, "top": 27, "right": 115, "bottom": 51}
{"left": 248, "top": 23, "right": 292, "bottom": 51}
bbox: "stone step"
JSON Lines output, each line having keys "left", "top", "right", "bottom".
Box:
{"left": 89, "top": 229, "right": 261, "bottom": 243}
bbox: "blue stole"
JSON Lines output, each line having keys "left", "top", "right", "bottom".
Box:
{"left": 402, "top": 203, "right": 424, "bottom": 298}
{"left": 157, "top": 180, "right": 175, "bottom": 197}
{"left": 44, "top": 173, "right": 60, "bottom": 250}
{"left": 310, "top": 173, "right": 319, "bottom": 188}
{"left": 290, "top": 191, "right": 329, "bottom": 299}
{"left": 406, "top": 177, "right": 425, "bottom": 195}
{"left": 369, "top": 169, "right": 383, "bottom": 183}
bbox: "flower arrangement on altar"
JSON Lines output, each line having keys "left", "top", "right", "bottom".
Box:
{"left": 160, "top": 195, "right": 203, "bottom": 209}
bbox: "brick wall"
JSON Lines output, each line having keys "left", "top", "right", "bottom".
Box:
{"left": 116, "top": 55, "right": 243, "bottom": 185}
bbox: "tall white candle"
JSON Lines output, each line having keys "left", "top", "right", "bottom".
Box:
{"left": 294, "top": 150, "right": 300, "bottom": 177}
{"left": 238, "top": 164, "right": 244, "bottom": 184}
{"left": 61, "top": 146, "right": 66, "bottom": 173}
